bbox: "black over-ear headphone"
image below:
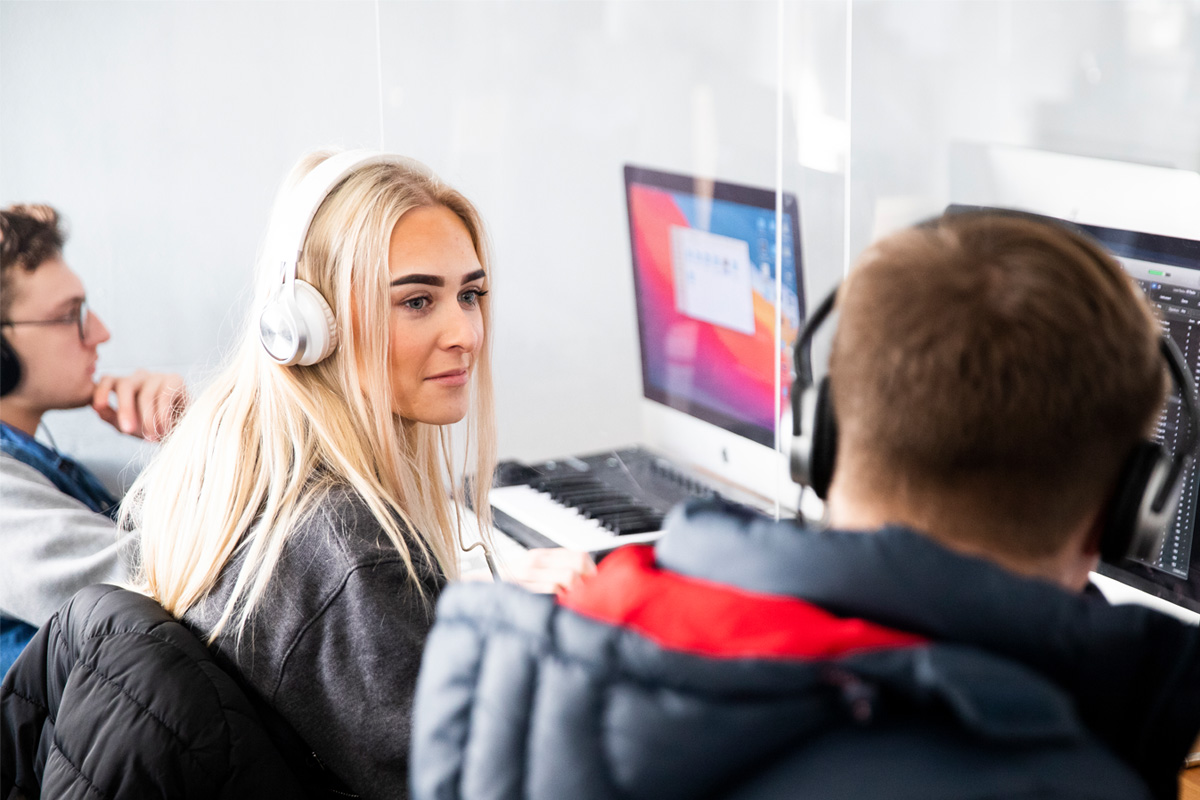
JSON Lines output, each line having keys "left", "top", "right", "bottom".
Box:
{"left": 789, "top": 289, "right": 839, "bottom": 501}
{"left": 0, "top": 334, "right": 20, "bottom": 397}
{"left": 790, "top": 256, "right": 1200, "bottom": 566}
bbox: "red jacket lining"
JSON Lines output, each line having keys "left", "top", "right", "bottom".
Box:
{"left": 557, "top": 544, "right": 926, "bottom": 660}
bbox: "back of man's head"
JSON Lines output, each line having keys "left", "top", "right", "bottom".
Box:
{"left": 829, "top": 211, "right": 1165, "bottom": 559}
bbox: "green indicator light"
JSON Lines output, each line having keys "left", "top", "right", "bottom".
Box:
{"left": 1149, "top": 270, "right": 1165, "bottom": 276}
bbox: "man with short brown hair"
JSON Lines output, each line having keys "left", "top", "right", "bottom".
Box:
{"left": 828, "top": 213, "right": 1165, "bottom": 584}
{"left": 411, "top": 211, "right": 1200, "bottom": 800}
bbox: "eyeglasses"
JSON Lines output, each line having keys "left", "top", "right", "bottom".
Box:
{"left": 1, "top": 301, "right": 92, "bottom": 342}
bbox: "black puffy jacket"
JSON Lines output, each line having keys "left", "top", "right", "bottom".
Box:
{"left": 1, "top": 584, "right": 304, "bottom": 799}
{"left": 412, "top": 500, "right": 1200, "bottom": 800}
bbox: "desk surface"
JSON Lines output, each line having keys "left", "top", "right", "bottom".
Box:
{"left": 1184, "top": 766, "right": 1200, "bottom": 800}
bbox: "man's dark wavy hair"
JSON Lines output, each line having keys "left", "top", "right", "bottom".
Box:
{"left": 1, "top": 204, "right": 67, "bottom": 318}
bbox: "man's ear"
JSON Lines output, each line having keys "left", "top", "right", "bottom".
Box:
{"left": 1056, "top": 507, "right": 1107, "bottom": 594}
{"left": 1082, "top": 505, "right": 1106, "bottom": 557}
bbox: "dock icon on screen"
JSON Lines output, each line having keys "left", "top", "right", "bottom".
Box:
{"left": 669, "top": 226, "right": 756, "bottom": 335}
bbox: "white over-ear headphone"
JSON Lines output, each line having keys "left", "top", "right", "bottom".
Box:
{"left": 258, "top": 150, "right": 405, "bottom": 366}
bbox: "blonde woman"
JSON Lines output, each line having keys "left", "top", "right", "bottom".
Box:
{"left": 123, "top": 151, "right": 590, "bottom": 799}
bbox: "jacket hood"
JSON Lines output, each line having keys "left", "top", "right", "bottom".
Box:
{"left": 653, "top": 499, "right": 1200, "bottom": 787}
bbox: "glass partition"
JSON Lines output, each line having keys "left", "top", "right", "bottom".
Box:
{"left": 376, "top": 2, "right": 784, "bottom": 462}
{"left": 797, "top": 0, "right": 1200, "bottom": 617}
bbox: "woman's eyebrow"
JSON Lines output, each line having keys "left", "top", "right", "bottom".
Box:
{"left": 390, "top": 269, "right": 486, "bottom": 288}
{"left": 391, "top": 274, "right": 443, "bottom": 287}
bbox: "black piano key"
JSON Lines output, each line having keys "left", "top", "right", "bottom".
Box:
{"left": 550, "top": 489, "right": 623, "bottom": 503}
{"left": 593, "top": 512, "right": 649, "bottom": 526}
{"left": 599, "top": 508, "right": 660, "bottom": 527}
{"left": 560, "top": 497, "right": 628, "bottom": 510}
{"left": 593, "top": 511, "right": 659, "bottom": 529}
{"left": 534, "top": 476, "right": 602, "bottom": 490}
{"left": 593, "top": 507, "right": 656, "bottom": 520}
{"left": 612, "top": 519, "right": 663, "bottom": 535}
{"left": 578, "top": 502, "right": 645, "bottom": 516}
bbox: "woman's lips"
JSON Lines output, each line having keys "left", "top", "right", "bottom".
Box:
{"left": 426, "top": 369, "right": 469, "bottom": 387}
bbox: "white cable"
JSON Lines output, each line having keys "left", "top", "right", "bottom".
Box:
{"left": 374, "top": 0, "right": 386, "bottom": 150}
{"left": 843, "top": 0, "right": 853, "bottom": 280}
{"left": 774, "top": 0, "right": 785, "bottom": 522}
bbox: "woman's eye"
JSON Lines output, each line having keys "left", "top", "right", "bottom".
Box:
{"left": 403, "top": 296, "right": 429, "bottom": 311}
{"left": 460, "top": 288, "right": 489, "bottom": 306}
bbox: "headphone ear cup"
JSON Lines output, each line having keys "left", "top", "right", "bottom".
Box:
{"left": 790, "top": 377, "right": 839, "bottom": 500}
{"left": 291, "top": 280, "right": 338, "bottom": 366}
{"left": 1, "top": 335, "right": 21, "bottom": 397}
{"left": 809, "top": 378, "right": 839, "bottom": 500}
{"left": 1102, "top": 441, "right": 1167, "bottom": 563}
{"left": 258, "top": 280, "right": 338, "bottom": 366}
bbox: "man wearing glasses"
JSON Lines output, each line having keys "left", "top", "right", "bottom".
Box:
{"left": 0, "top": 204, "right": 188, "bottom": 674}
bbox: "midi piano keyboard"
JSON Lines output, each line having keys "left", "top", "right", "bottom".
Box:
{"left": 486, "top": 446, "right": 735, "bottom": 553}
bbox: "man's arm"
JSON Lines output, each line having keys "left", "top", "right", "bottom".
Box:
{"left": 0, "top": 456, "right": 133, "bottom": 626}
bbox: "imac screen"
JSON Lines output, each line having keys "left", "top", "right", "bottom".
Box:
{"left": 624, "top": 164, "right": 804, "bottom": 447}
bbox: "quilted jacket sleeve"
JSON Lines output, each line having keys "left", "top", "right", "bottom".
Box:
{"left": 0, "top": 609, "right": 57, "bottom": 799}
{"left": 1, "top": 585, "right": 306, "bottom": 800}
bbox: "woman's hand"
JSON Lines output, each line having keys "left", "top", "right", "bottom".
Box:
{"left": 505, "top": 548, "right": 597, "bottom": 594}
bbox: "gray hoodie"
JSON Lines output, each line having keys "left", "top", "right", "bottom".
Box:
{"left": 0, "top": 452, "right": 132, "bottom": 626}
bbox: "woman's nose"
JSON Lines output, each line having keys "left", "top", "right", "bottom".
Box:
{"left": 440, "top": 307, "right": 482, "bottom": 352}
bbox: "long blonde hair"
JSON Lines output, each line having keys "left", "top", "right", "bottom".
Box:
{"left": 124, "top": 150, "right": 496, "bottom": 639}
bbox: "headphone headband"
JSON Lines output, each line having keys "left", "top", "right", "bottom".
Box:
{"left": 268, "top": 150, "right": 422, "bottom": 287}
{"left": 792, "top": 284, "right": 1198, "bottom": 478}
{"left": 258, "top": 150, "right": 427, "bottom": 366}
{"left": 791, "top": 287, "right": 838, "bottom": 435}
{"left": 791, "top": 273, "right": 1199, "bottom": 566}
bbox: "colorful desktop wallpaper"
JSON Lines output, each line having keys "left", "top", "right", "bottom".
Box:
{"left": 629, "top": 182, "right": 800, "bottom": 442}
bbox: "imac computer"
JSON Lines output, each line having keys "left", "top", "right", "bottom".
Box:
{"left": 949, "top": 143, "right": 1200, "bottom": 240}
{"left": 950, "top": 205, "right": 1200, "bottom": 625}
{"left": 624, "top": 164, "right": 806, "bottom": 510}
{"left": 485, "top": 166, "right": 806, "bottom": 552}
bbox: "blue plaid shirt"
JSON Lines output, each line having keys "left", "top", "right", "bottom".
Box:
{"left": 0, "top": 421, "right": 119, "bottom": 520}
